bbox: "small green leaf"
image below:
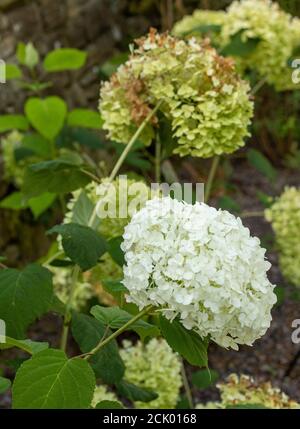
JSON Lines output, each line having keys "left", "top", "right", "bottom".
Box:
{"left": 191, "top": 369, "right": 219, "bottom": 389}
{"left": 222, "top": 30, "right": 261, "bottom": 57}
{"left": 91, "top": 305, "right": 159, "bottom": 340}
{"left": 107, "top": 236, "right": 125, "bottom": 267}
{"left": 43, "top": 48, "right": 87, "bottom": 72}
{"left": 218, "top": 196, "right": 241, "bottom": 213}
{"left": 22, "top": 133, "right": 52, "bottom": 158}
{"left": 0, "top": 376, "right": 11, "bottom": 394}
{"left": 12, "top": 349, "right": 95, "bottom": 409}
{"left": 274, "top": 286, "right": 285, "bottom": 306}
{"left": 95, "top": 400, "right": 124, "bottom": 409}
{"left": 28, "top": 193, "right": 57, "bottom": 218}
{"left": 115, "top": 380, "right": 158, "bottom": 403}
{"left": 102, "top": 279, "right": 128, "bottom": 294}
{"left": 71, "top": 190, "right": 100, "bottom": 229}
{"left": 48, "top": 223, "right": 107, "bottom": 271}
{"left": 5, "top": 64, "right": 22, "bottom": 80}
{"left": 67, "top": 109, "right": 103, "bottom": 129}
{"left": 0, "top": 115, "right": 29, "bottom": 132}
{"left": 71, "top": 312, "right": 125, "bottom": 384}
{"left": 17, "top": 42, "right": 39, "bottom": 68}
{"left": 0, "top": 337, "right": 49, "bottom": 355}
{"left": 0, "top": 264, "right": 53, "bottom": 338}
{"left": 25, "top": 96, "right": 67, "bottom": 140}
{"left": 247, "top": 149, "right": 277, "bottom": 182}
{"left": 99, "top": 52, "right": 129, "bottom": 77}
{"left": 0, "top": 192, "right": 27, "bottom": 210}
{"left": 159, "top": 315, "right": 208, "bottom": 367}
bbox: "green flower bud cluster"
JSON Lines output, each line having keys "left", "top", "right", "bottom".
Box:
{"left": 174, "top": 0, "right": 300, "bottom": 91}
{"left": 99, "top": 29, "right": 253, "bottom": 158}
{"left": 196, "top": 374, "right": 299, "bottom": 409}
{"left": 120, "top": 338, "right": 182, "bottom": 409}
{"left": 265, "top": 187, "right": 300, "bottom": 287}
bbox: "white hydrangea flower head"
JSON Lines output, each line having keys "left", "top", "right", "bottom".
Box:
{"left": 122, "top": 197, "right": 276, "bottom": 350}
{"left": 120, "top": 338, "right": 182, "bottom": 409}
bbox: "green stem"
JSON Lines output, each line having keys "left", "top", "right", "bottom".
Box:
{"left": 60, "top": 265, "right": 81, "bottom": 352}
{"left": 108, "top": 100, "right": 163, "bottom": 183}
{"left": 181, "top": 359, "right": 194, "bottom": 409}
{"left": 84, "top": 306, "right": 154, "bottom": 359}
{"left": 155, "top": 132, "right": 161, "bottom": 183}
{"left": 204, "top": 156, "right": 220, "bottom": 203}
{"left": 251, "top": 76, "right": 267, "bottom": 96}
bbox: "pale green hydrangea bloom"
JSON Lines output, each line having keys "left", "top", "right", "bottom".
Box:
{"left": 92, "top": 385, "right": 118, "bottom": 408}
{"left": 220, "top": 0, "right": 300, "bottom": 91}
{"left": 173, "top": 10, "right": 226, "bottom": 45}
{"left": 100, "top": 29, "right": 253, "bottom": 158}
{"left": 120, "top": 338, "right": 182, "bottom": 409}
{"left": 0, "top": 131, "right": 27, "bottom": 187}
{"left": 265, "top": 187, "right": 300, "bottom": 287}
{"left": 197, "top": 374, "right": 300, "bottom": 409}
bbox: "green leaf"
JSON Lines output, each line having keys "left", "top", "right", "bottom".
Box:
{"left": 48, "top": 223, "right": 107, "bottom": 271}
{"left": 23, "top": 158, "right": 90, "bottom": 198}
{"left": 107, "top": 236, "right": 125, "bottom": 267}
{"left": 0, "top": 337, "right": 49, "bottom": 355}
{"left": 5, "top": 63, "right": 22, "bottom": 80}
{"left": 191, "top": 369, "right": 219, "bottom": 389}
{"left": 0, "top": 376, "right": 11, "bottom": 394}
{"left": 28, "top": 193, "right": 57, "bottom": 218}
{"left": 22, "top": 133, "right": 52, "bottom": 158}
{"left": 159, "top": 315, "right": 208, "bottom": 367}
{"left": 222, "top": 30, "right": 261, "bottom": 57}
{"left": 91, "top": 305, "right": 159, "bottom": 339}
{"left": 25, "top": 96, "right": 67, "bottom": 140}
{"left": 12, "top": 349, "right": 95, "bottom": 409}
{"left": 247, "top": 149, "right": 277, "bottom": 182}
{"left": 218, "top": 196, "right": 241, "bottom": 213}
{"left": 17, "top": 42, "right": 39, "bottom": 68}
{"left": 95, "top": 400, "right": 124, "bottom": 409}
{"left": 43, "top": 48, "right": 87, "bottom": 72}
{"left": 102, "top": 279, "right": 128, "bottom": 294}
{"left": 0, "top": 114, "right": 29, "bottom": 132}
{"left": 91, "top": 305, "right": 159, "bottom": 341}
{"left": 0, "top": 264, "right": 53, "bottom": 338}
{"left": 0, "top": 192, "right": 27, "bottom": 210}
{"left": 115, "top": 380, "right": 158, "bottom": 403}
{"left": 71, "top": 312, "right": 125, "bottom": 384}
{"left": 67, "top": 109, "right": 103, "bottom": 129}
{"left": 274, "top": 286, "right": 285, "bottom": 306}
{"left": 99, "top": 52, "right": 129, "bottom": 78}
{"left": 71, "top": 190, "right": 100, "bottom": 229}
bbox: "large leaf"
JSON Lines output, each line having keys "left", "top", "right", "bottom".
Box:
{"left": 247, "top": 149, "right": 277, "bottom": 182}
{"left": 71, "top": 312, "right": 125, "bottom": 384}
{"left": 0, "top": 115, "right": 29, "bottom": 132}
{"left": 0, "top": 264, "right": 53, "bottom": 338}
{"left": 222, "top": 30, "right": 261, "bottom": 57}
{"left": 0, "top": 376, "right": 11, "bottom": 394}
{"left": 115, "top": 380, "right": 158, "bottom": 403}
{"left": 91, "top": 305, "right": 159, "bottom": 341}
{"left": 159, "top": 315, "right": 208, "bottom": 367}
{"left": 48, "top": 223, "right": 107, "bottom": 271}
{"left": 0, "top": 337, "right": 48, "bottom": 354}
{"left": 12, "top": 349, "right": 95, "bottom": 409}
{"left": 67, "top": 109, "right": 103, "bottom": 129}
{"left": 43, "top": 48, "right": 87, "bottom": 72}
{"left": 23, "top": 158, "right": 90, "bottom": 198}
{"left": 25, "top": 96, "right": 67, "bottom": 140}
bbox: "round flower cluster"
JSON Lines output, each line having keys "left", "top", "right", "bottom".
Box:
{"left": 221, "top": 0, "right": 300, "bottom": 91}
{"left": 122, "top": 197, "right": 276, "bottom": 350}
{"left": 173, "top": 0, "right": 300, "bottom": 91}
{"left": 92, "top": 385, "right": 118, "bottom": 408}
{"left": 265, "top": 187, "right": 300, "bottom": 287}
{"left": 99, "top": 29, "right": 253, "bottom": 158}
{"left": 173, "top": 10, "right": 226, "bottom": 45}
{"left": 120, "top": 338, "right": 182, "bottom": 409}
{"left": 197, "top": 374, "right": 300, "bottom": 409}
